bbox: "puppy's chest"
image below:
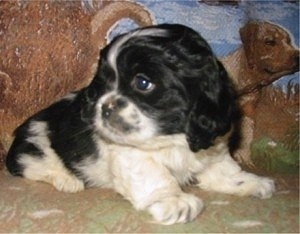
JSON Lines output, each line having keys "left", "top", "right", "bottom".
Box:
{"left": 83, "top": 142, "right": 201, "bottom": 188}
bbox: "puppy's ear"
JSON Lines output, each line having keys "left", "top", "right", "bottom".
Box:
{"left": 240, "top": 21, "right": 259, "bottom": 69}
{"left": 185, "top": 60, "right": 237, "bottom": 152}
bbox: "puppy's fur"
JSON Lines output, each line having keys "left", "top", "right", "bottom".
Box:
{"left": 6, "top": 24, "right": 275, "bottom": 225}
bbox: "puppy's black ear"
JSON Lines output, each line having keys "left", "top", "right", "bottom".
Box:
{"left": 157, "top": 25, "right": 237, "bottom": 152}
{"left": 185, "top": 59, "right": 237, "bottom": 152}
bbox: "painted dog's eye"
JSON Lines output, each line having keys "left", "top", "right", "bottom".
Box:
{"left": 133, "top": 74, "right": 155, "bottom": 93}
{"left": 264, "top": 37, "right": 276, "bottom": 46}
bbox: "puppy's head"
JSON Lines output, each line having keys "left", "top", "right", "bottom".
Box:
{"left": 84, "top": 24, "right": 237, "bottom": 152}
{"left": 240, "top": 21, "right": 299, "bottom": 75}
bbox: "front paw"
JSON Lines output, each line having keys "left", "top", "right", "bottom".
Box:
{"left": 252, "top": 177, "right": 275, "bottom": 199}
{"left": 51, "top": 173, "right": 85, "bottom": 193}
{"left": 148, "top": 193, "right": 203, "bottom": 225}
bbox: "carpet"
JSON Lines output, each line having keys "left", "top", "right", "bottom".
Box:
{"left": 0, "top": 169, "right": 298, "bottom": 233}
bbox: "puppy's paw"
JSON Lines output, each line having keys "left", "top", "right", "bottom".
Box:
{"left": 251, "top": 177, "right": 275, "bottom": 199}
{"left": 148, "top": 193, "right": 203, "bottom": 225}
{"left": 51, "top": 174, "right": 85, "bottom": 193}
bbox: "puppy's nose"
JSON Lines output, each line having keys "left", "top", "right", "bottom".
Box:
{"left": 101, "top": 97, "right": 127, "bottom": 119}
{"left": 102, "top": 103, "right": 113, "bottom": 118}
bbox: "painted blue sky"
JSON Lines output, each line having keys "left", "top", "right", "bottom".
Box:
{"left": 110, "top": 0, "right": 299, "bottom": 88}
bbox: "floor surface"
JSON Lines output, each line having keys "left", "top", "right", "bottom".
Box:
{"left": 0, "top": 169, "right": 298, "bottom": 233}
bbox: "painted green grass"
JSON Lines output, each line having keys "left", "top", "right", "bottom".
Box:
{"left": 251, "top": 137, "right": 299, "bottom": 174}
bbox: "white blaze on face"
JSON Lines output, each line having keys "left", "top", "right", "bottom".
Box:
{"left": 107, "top": 27, "right": 169, "bottom": 80}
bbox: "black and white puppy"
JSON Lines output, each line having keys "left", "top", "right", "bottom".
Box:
{"left": 6, "top": 24, "right": 275, "bottom": 225}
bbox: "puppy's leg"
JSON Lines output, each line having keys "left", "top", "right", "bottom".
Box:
{"left": 7, "top": 121, "right": 85, "bottom": 193}
{"left": 197, "top": 154, "right": 275, "bottom": 199}
{"left": 147, "top": 192, "right": 203, "bottom": 225}
{"left": 111, "top": 155, "right": 203, "bottom": 225}
{"left": 19, "top": 153, "right": 85, "bottom": 193}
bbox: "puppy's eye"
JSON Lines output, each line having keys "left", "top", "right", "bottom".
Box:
{"left": 133, "top": 74, "right": 155, "bottom": 92}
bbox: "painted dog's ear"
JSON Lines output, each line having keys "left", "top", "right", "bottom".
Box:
{"left": 185, "top": 60, "right": 237, "bottom": 152}
{"left": 239, "top": 21, "right": 259, "bottom": 69}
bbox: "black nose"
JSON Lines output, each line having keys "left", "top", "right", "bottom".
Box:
{"left": 102, "top": 104, "right": 113, "bottom": 119}
{"left": 101, "top": 97, "right": 128, "bottom": 119}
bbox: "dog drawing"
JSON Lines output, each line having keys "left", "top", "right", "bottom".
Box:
{"left": 221, "top": 21, "right": 299, "bottom": 164}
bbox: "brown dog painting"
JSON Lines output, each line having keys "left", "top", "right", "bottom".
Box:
{"left": 221, "top": 21, "right": 299, "bottom": 164}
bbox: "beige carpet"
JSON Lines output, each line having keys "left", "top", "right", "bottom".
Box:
{"left": 0, "top": 169, "right": 298, "bottom": 233}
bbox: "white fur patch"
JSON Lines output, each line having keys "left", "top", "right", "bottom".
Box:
{"left": 195, "top": 142, "right": 275, "bottom": 199}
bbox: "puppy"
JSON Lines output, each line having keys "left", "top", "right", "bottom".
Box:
{"left": 6, "top": 24, "right": 275, "bottom": 225}
{"left": 220, "top": 21, "right": 299, "bottom": 164}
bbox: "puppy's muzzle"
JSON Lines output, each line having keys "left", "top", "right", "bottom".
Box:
{"left": 100, "top": 97, "right": 137, "bottom": 134}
